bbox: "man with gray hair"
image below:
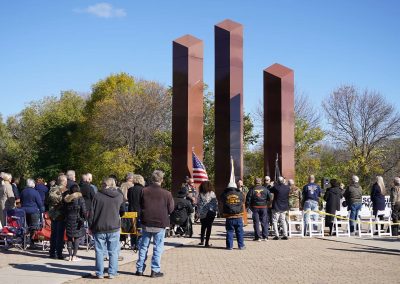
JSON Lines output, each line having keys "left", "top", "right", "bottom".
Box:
{"left": 302, "top": 175, "right": 322, "bottom": 236}
{"left": 120, "top": 172, "right": 134, "bottom": 203}
{"left": 344, "top": 175, "right": 363, "bottom": 235}
{"left": 66, "top": 170, "right": 77, "bottom": 190}
{"left": 245, "top": 177, "right": 271, "bottom": 241}
{"left": 136, "top": 170, "right": 174, "bottom": 278}
{"left": 90, "top": 177, "right": 125, "bottom": 279}
{"left": 47, "top": 174, "right": 68, "bottom": 258}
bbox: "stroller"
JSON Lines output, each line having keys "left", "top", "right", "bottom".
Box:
{"left": 0, "top": 208, "right": 30, "bottom": 250}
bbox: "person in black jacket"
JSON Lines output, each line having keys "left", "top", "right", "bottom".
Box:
{"left": 246, "top": 177, "right": 271, "bottom": 241}
{"left": 79, "top": 174, "right": 96, "bottom": 217}
{"left": 170, "top": 188, "right": 194, "bottom": 235}
{"left": 127, "top": 174, "right": 145, "bottom": 251}
{"left": 270, "top": 177, "right": 290, "bottom": 240}
{"left": 221, "top": 182, "right": 245, "bottom": 250}
{"left": 324, "top": 179, "right": 342, "bottom": 236}
{"left": 64, "top": 184, "right": 87, "bottom": 261}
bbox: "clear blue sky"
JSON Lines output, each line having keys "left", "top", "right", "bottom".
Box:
{"left": 1, "top": 0, "right": 399, "bottom": 120}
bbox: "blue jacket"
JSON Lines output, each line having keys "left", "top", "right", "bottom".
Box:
{"left": 370, "top": 183, "right": 386, "bottom": 211}
{"left": 20, "top": 187, "right": 44, "bottom": 214}
{"left": 35, "top": 183, "right": 49, "bottom": 205}
{"left": 302, "top": 183, "right": 322, "bottom": 202}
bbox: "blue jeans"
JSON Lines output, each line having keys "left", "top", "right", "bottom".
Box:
{"left": 136, "top": 228, "right": 165, "bottom": 273}
{"left": 94, "top": 231, "right": 120, "bottom": 277}
{"left": 225, "top": 218, "right": 244, "bottom": 249}
{"left": 303, "top": 200, "right": 319, "bottom": 233}
{"left": 349, "top": 202, "right": 362, "bottom": 232}
{"left": 49, "top": 220, "right": 65, "bottom": 257}
{"left": 252, "top": 208, "right": 268, "bottom": 239}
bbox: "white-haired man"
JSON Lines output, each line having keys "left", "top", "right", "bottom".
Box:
{"left": 90, "top": 178, "right": 125, "bottom": 279}
{"left": 66, "top": 170, "right": 77, "bottom": 190}
{"left": 343, "top": 175, "right": 363, "bottom": 235}
{"left": 136, "top": 170, "right": 174, "bottom": 278}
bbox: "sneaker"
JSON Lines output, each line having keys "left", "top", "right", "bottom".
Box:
{"left": 93, "top": 274, "right": 104, "bottom": 279}
{"left": 273, "top": 236, "right": 279, "bottom": 240}
{"left": 198, "top": 241, "right": 204, "bottom": 246}
{"left": 226, "top": 247, "right": 233, "bottom": 250}
{"left": 253, "top": 238, "right": 261, "bottom": 242}
{"left": 108, "top": 274, "right": 118, "bottom": 279}
{"left": 135, "top": 271, "right": 143, "bottom": 276}
{"left": 150, "top": 271, "right": 164, "bottom": 278}
{"left": 239, "top": 246, "right": 246, "bottom": 250}
{"left": 205, "top": 243, "right": 212, "bottom": 248}
{"left": 262, "top": 238, "right": 268, "bottom": 241}
{"left": 281, "top": 236, "right": 288, "bottom": 240}
{"left": 72, "top": 256, "right": 82, "bottom": 262}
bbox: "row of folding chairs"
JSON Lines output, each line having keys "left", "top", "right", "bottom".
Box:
{"left": 287, "top": 207, "right": 393, "bottom": 238}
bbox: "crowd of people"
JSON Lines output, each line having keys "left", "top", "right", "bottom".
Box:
{"left": 1, "top": 170, "right": 400, "bottom": 279}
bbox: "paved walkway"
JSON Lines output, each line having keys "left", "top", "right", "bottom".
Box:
{"left": 1, "top": 219, "right": 399, "bottom": 284}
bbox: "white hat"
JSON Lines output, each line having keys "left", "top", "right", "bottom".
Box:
{"left": 227, "top": 181, "right": 237, "bottom": 188}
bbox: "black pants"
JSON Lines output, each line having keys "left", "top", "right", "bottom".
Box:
{"left": 67, "top": 237, "right": 81, "bottom": 257}
{"left": 200, "top": 211, "right": 216, "bottom": 245}
{"left": 252, "top": 207, "right": 269, "bottom": 239}
{"left": 392, "top": 203, "right": 400, "bottom": 236}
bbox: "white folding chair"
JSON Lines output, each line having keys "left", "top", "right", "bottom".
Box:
{"left": 358, "top": 206, "right": 373, "bottom": 237}
{"left": 288, "top": 210, "right": 304, "bottom": 237}
{"left": 375, "top": 209, "right": 392, "bottom": 237}
{"left": 307, "top": 211, "right": 324, "bottom": 237}
{"left": 333, "top": 209, "right": 350, "bottom": 237}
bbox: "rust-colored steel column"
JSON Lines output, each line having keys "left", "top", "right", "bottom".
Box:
{"left": 214, "top": 19, "right": 243, "bottom": 198}
{"left": 172, "top": 35, "right": 204, "bottom": 194}
{"left": 263, "top": 63, "right": 295, "bottom": 180}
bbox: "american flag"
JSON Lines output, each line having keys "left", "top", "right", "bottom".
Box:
{"left": 192, "top": 150, "right": 208, "bottom": 184}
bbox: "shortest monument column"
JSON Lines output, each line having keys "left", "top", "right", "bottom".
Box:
{"left": 172, "top": 35, "right": 204, "bottom": 194}
{"left": 263, "top": 63, "right": 295, "bottom": 180}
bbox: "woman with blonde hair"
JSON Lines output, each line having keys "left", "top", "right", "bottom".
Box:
{"left": 371, "top": 176, "right": 386, "bottom": 217}
{"left": 127, "top": 174, "right": 145, "bottom": 251}
{"left": 371, "top": 176, "right": 387, "bottom": 234}
{"left": 0, "top": 173, "right": 15, "bottom": 226}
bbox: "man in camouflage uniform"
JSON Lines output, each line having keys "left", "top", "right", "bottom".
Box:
{"left": 47, "top": 174, "right": 68, "bottom": 259}
{"left": 288, "top": 179, "right": 302, "bottom": 231}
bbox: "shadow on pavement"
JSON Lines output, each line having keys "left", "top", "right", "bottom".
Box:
{"left": 327, "top": 247, "right": 400, "bottom": 256}
{"left": 10, "top": 263, "right": 91, "bottom": 276}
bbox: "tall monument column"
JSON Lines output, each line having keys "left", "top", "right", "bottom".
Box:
{"left": 214, "top": 19, "right": 243, "bottom": 197}
{"left": 172, "top": 35, "right": 204, "bottom": 194}
{"left": 263, "top": 63, "right": 295, "bottom": 180}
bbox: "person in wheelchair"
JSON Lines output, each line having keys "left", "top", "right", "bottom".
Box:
{"left": 170, "top": 188, "right": 194, "bottom": 237}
